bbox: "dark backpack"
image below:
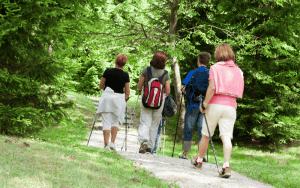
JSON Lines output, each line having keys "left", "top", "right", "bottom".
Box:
{"left": 142, "top": 67, "right": 168, "bottom": 109}
{"left": 162, "top": 95, "right": 177, "bottom": 117}
{"left": 186, "top": 68, "right": 209, "bottom": 104}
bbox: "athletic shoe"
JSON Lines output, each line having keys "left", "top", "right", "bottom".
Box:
{"left": 219, "top": 167, "right": 231, "bottom": 178}
{"left": 179, "top": 152, "right": 189, "bottom": 159}
{"left": 103, "top": 146, "right": 110, "bottom": 150}
{"left": 145, "top": 148, "right": 152, "bottom": 154}
{"left": 191, "top": 156, "right": 202, "bottom": 169}
{"left": 109, "top": 142, "right": 116, "bottom": 151}
{"left": 139, "top": 142, "right": 148, "bottom": 153}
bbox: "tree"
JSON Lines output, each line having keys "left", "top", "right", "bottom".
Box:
{"left": 175, "top": 0, "right": 300, "bottom": 144}
{"left": 0, "top": 0, "right": 97, "bottom": 134}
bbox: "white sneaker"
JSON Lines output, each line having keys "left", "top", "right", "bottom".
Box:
{"left": 109, "top": 142, "right": 116, "bottom": 151}
{"left": 103, "top": 146, "right": 110, "bottom": 150}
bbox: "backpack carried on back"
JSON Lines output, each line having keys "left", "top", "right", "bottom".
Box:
{"left": 186, "top": 68, "right": 209, "bottom": 104}
{"left": 142, "top": 67, "right": 168, "bottom": 109}
{"left": 162, "top": 95, "right": 177, "bottom": 117}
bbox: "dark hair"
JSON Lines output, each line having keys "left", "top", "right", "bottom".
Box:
{"left": 214, "top": 43, "right": 235, "bottom": 62}
{"left": 115, "top": 54, "right": 127, "bottom": 67}
{"left": 150, "top": 52, "right": 167, "bottom": 69}
{"left": 198, "top": 52, "right": 211, "bottom": 66}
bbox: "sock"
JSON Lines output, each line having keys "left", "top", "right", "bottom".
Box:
{"left": 196, "top": 157, "right": 203, "bottom": 163}
{"left": 222, "top": 162, "right": 229, "bottom": 168}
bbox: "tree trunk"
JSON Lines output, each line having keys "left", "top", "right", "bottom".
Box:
{"left": 171, "top": 61, "right": 185, "bottom": 140}
{"left": 168, "top": 0, "right": 185, "bottom": 140}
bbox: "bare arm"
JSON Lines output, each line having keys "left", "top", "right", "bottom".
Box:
{"left": 99, "top": 77, "right": 106, "bottom": 89}
{"left": 200, "top": 79, "right": 216, "bottom": 113}
{"left": 137, "top": 76, "right": 144, "bottom": 91}
{"left": 164, "top": 80, "right": 171, "bottom": 95}
{"left": 125, "top": 82, "right": 130, "bottom": 100}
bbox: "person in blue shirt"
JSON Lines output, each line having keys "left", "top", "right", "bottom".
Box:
{"left": 179, "top": 52, "right": 211, "bottom": 160}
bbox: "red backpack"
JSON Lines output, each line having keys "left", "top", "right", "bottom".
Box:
{"left": 142, "top": 67, "right": 168, "bottom": 109}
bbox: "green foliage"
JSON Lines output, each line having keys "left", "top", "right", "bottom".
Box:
{"left": 172, "top": 0, "right": 300, "bottom": 145}
{"left": 0, "top": 0, "right": 93, "bottom": 135}
{"left": 1, "top": 0, "right": 299, "bottom": 145}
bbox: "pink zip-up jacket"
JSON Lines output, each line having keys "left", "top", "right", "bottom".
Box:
{"left": 211, "top": 60, "right": 244, "bottom": 98}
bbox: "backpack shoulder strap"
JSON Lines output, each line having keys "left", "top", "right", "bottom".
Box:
{"left": 147, "top": 66, "right": 153, "bottom": 80}
{"left": 191, "top": 69, "right": 199, "bottom": 79}
{"left": 159, "top": 70, "right": 168, "bottom": 84}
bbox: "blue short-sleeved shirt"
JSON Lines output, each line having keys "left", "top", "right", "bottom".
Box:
{"left": 183, "top": 66, "right": 209, "bottom": 108}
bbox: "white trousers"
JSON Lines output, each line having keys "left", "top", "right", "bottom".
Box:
{"left": 202, "top": 104, "right": 236, "bottom": 139}
{"left": 138, "top": 98, "right": 165, "bottom": 149}
{"left": 101, "top": 112, "right": 119, "bottom": 130}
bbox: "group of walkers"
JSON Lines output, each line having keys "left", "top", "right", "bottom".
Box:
{"left": 97, "top": 43, "right": 244, "bottom": 178}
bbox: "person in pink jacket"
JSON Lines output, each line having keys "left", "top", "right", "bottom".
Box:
{"left": 191, "top": 43, "right": 244, "bottom": 178}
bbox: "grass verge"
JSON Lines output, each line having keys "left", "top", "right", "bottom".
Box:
{"left": 0, "top": 91, "right": 172, "bottom": 188}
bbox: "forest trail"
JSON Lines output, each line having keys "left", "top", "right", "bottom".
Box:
{"left": 81, "top": 98, "right": 275, "bottom": 188}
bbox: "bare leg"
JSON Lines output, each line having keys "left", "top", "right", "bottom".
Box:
{"left": 103, "top": 130, "right": 110, "bottom": 147}
{"left": 197, "top": 135, "right": 210, "bottom": 158}
{"left": 183, "top": 151, "right": 188, "bottom": 155}
{"left": 221, "top": 135, "right": 232, "bottom": 167}
{"left": 111, "top": 127, "right": 118, "bottom": 143}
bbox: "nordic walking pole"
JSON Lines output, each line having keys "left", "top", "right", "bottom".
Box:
{"left": 87, "top": 120, "right": 96, "bottom": 146}
{"left": 172, "top": 86, "right": 185, "bottom": 157}
{"left": 159, "top": 116, "right": 163, "bottom": 152}
{"left": 199, "top": 96, "right": 209, "bottom": 162}
{"left": 163, "top": 117, "right": 165, "bottom": 155}
{"left": 203, "top": 111, "right": 220, "bottom": 173}
{"left": 121, "top": 105, "right": 128, "bottom": 151}
{"left": 125, "top": 105, "right": 128, "bottom": 151}
{"left": 132, "top": 90, "right": 141, "bottom": 125}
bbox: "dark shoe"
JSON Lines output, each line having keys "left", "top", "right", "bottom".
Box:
{"left": 203, "top": 157, "right": 207, "bottom": 162}
{"left": 219, "top": 167, "right": 231, "bottom": 178}
{"left": 145, "top": 148, "right": 152, "bottom": 154}
{"left": 179, "top": 152, "right": 189, "bottom": 160}
{"left": 191, "top": 156, "right": 202, "bottom": 169}
{"left": 139, "top": 142, "right": 148, "bottom": 153}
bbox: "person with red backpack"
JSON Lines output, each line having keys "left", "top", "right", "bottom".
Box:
{"left": 137, "top": 52, "right": 171, "bottom": 154}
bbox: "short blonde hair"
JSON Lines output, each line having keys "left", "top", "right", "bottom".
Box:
{"left": 214, "top": 43, "right": 235, "bottom": 62}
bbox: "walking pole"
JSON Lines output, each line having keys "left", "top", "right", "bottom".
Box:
{"left": 202, "top": 111, "right": 220, "bottom": 173}
{"left": 87, "top": 120, "right": 96, "bottom": 146}
{"left": 163, "top": 117, "right": 165, "bottom": 155}
{"left": 132, "top": 91, "right": 141, "bottom": 125}
{"left": 125, "top": 105, "right": 128, "bottom": 151}
{"left": 172, "top": 86, "right": 185, "bottom": 157}
{"left": 200, "top": 96, "right": 209, "bottom": 162}
{"left": 159, "top": 116, "right": 163, "bottom": 152}
{"left": 207, "top": 147, "right": 208, "bottom": 162}
{"left": 121, "top": 105, "right": 128, "bottom": 151}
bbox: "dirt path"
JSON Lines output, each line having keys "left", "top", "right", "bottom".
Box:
{"left": 82, "top": 98, "right": 275, "bottom": 188}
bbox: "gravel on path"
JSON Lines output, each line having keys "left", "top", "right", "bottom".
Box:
{"left": 82, "top": 120, "right": 275, "bottom": 188}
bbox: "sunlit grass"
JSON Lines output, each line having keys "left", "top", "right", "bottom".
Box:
{"left": 0, "top": 91, "right": 174, "bottom": 188}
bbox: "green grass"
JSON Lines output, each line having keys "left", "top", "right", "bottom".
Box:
{"left": 0, "top": 91, "right": 173, "bottom": 188}
{"left": 155, "top": 114, "right": 300, "bottom": 188}
{"left": 2, "top": 92, "right": 298, "bottom": 187}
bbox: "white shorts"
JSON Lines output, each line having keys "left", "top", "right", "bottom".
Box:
{"left": 202, "top": 104, "right": 236, "bottom": 139}
{"left": 101, "top": 112, "right": 119, "bottom": 130}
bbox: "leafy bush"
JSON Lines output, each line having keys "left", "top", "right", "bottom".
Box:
{"left": 0, "top": 0, "right": 90, "bottom": 135}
